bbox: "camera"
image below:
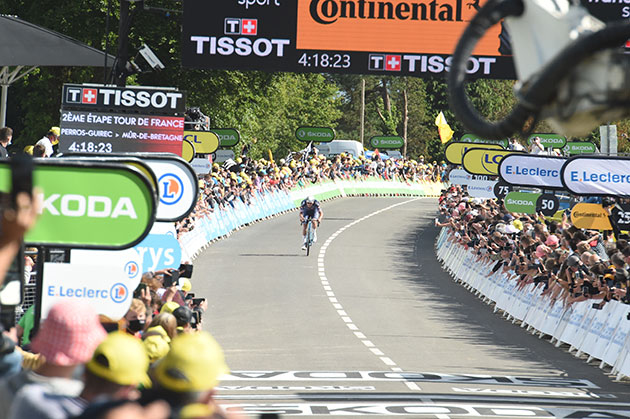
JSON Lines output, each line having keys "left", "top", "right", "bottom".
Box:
{"left": 192, "top": 297, "right": 205, "bottom": 306}
{"left": 191, "top": 311, "right": 201, "bottom": 329}
{"left": 179, "top": 263, "right": 193, "bottom": 279}
{"left": 162, "top": 270, "right": 179, "bottom": 288}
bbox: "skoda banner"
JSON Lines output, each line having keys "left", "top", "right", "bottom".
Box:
{"left": 527, "top": 133, "right": 567, "bottom": 149}
{"left": 295, "top": 126, "right": 335, "bottom": 143}
{"left": 561, "top": 156, "right": 630, "bottom": 197}
{"left": 498, "top": 154, "right": 565, "bottom": 189}
{"left": 460, "top": 134, "right": 508, "bottom": 149}
{"left": 462, "top": 148, "right": 520, "bottom": 175}
{"left": 183, "top": 131, "right": 220, "bottom": 154}
{"left": 369, "top": 136, "right": 404, "bottom": 149}
{"left": 466, "top": 180, "right": 497, "bottom": 199}
{"left": 0, "top": 161, "right": 156, "bottom": 249}
{"left": 213, "top": 128, "right": 240, "bottom": 147}
{"left": 571, "top": 203, "right": 612, "bottom": 230}
{"left": 444, "top": 142, "right": 503, "bottom": 165}
{"left": 504, "top": 192, "right": 540, "bottom": 214}
{"left": 563, "top": 142, "right": 597, "bottom": 155}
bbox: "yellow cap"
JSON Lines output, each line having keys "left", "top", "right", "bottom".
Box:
{"left": 143, "top": 335, "right": 171, "bottom": 363}
{"left": 160, "top": 301, "right": 180, "bottom": 314}
{"left": 180, "top": 278, "right": 192, "bottom": 292}
{"left": 86, "top": 331, "right": 150, "bottom": 386}
{"left": 152, "top": 331, "right": 229, "bottom": 392}
{"left": 23, "top": 145, "right": 34, "bottom": 155}
{"left": 49, "top": 126, "right": 61, "bottom": 137}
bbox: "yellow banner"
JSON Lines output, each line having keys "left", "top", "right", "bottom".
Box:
{"left": 183, "top": 131, "right": 220, "bottom": 154}
{"left": 571, "top": 203, "right": 612, "bottom": 230}
{"left": 182, "top": 139, "right": 196, "bottom": 163}
{"left": 444, "top": 142, "right": 503, "bottom": 165}
{"left": 462, "top": 149, "right": 515, "bottom": 175}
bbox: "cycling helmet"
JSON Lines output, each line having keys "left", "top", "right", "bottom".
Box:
{"left": 306, "top": 196, "right": 315, "bottom": 203}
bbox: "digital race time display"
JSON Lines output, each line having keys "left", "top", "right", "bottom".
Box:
{"left": 183, "top": 0, "right": 516, "bottom": 78}
{"left": 182, "top": 1, "right": 626, "bottom": 79}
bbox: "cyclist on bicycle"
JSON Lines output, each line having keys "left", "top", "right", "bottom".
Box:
{"left": 299, "top": 195, "right": 323, "bottom": 250}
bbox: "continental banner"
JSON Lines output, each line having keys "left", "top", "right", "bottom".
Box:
{"left": 444, "top": 142, "right": 503, "bottom": 165}
{"left": 462, "top": 148, "right": 520, "bottom": 176}
{"left": 561, "top": 156, "right": 630, "bottom": 197}
{"left": 465, "top": 180, "right": 497, "bottom": 199}
{"left": 571, "top": 203, "right": 612, "bottom": 230}
{"left": 498, "top": 154, "right": 565, "bottom": 189}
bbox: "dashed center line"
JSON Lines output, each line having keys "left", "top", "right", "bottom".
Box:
{"left": 316, "top": 199, "right": 420, "bottom": 389}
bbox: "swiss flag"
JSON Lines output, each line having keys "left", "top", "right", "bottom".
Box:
{"left": 626, "top": 39, "right": 630, "bottom": 48}
{"left": 82, "top": 88, "right": 98, "bottom": 104}
{"left": 385, "top": 55, "right": 401, "bottom": 71}
{"left": 241, "top": 19, "right": 257, "bottom": 35}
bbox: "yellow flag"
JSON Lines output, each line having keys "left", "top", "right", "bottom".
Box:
{"left": 435, "top": 111, "right": 454, "bottom": 144}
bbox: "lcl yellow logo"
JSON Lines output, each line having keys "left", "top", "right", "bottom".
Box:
{"left": 183, "top": 131, "right": 219, "bottom": 154}
{"left": 462, "top": 149, "right": 518, "bottom": 175}
{"left": 444, "top": 142, "right": 502, "bottom": 165}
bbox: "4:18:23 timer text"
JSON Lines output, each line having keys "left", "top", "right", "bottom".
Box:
{"left": 298, "top": 53, "right": 350, "bottom": 69}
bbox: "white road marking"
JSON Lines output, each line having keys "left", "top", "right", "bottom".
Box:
{"left": 317, "top": 199, "right": 420, "bottom": 386}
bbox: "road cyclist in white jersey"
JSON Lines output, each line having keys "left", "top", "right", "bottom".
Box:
{"left": 299, "top": 196, "right": 323, "bottom": 251}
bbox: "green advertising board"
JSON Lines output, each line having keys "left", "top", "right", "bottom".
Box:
{"left": 461, "top": 134, "right": 508, "bottom": 149}
{"left": 295, "top": 126, "right": 335, "bottom": 143}
{"left": 562, "top": 142, "right": 597, "bottom": 155}
{"left": 527, "top": 133, "right": 567, "bottom": 149}
{"left": 504, "top": 191, "right": 541, "bottom": 214}
{"left": 369, "top": 136, "right": 404, "bottom": 149}
{"left": 212, "top": 128, "right": 240, "bottom": 147}
{"left": 0, "top": 161, "right": 156, "bottom": 249}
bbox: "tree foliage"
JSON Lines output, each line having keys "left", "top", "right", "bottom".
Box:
{"left": 4, "top": 0, "right": 629, "bottom": 159}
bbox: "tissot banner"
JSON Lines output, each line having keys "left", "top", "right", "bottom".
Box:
{"left": 561, "top": 156, "right": 630, "bottom": 197}
{"left": 498, "top": 154, "right": 565, "bottom": 189}
{"left": 444, "top": 142, "right": 503, "bottom": 165}
{"left": 462, "top": 148, "right": 520, "bottom": 176}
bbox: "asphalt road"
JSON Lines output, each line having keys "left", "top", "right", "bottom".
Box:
{"left": 192, "top": 197, "right": 630, "bottom": 417}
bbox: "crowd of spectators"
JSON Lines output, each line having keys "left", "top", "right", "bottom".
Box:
{"left": 437, "top": 184, "right": 630, "bottom": 310}
{"left": 176, "top": 149, "right": 449, "bottom": 237}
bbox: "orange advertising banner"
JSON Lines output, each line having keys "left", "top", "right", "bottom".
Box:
{"left": 296, "top": 0, "right": 502, "bottom": 55}
{"left": 571, "top": 203, "right": 612, "bottom": 231}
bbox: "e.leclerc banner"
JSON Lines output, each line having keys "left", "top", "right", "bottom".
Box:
{"left": 444, "top": 142, "right": 503, "bottom": 165}
{"left": 498, "top": 154, "right": 565, "bottom": 189}
{"left": 0, "top": 161, "right": 156, "bottom": 249}
{"left": 183, "top": 131, "right": 219, "bottom": 154}
{"left": 561, "top": 156, "right": 630, "bottom": 197}
{"left": 460, "top": 134, "right": 508, "bottom": 149}
{"left": 295, "top": 126, "right": 335, "bottom": 142}
{"left": 527, "top": 133, "right": 567, "bottom": 149}
{"left": 60, "top": 153, "right": 198, "bottom": 222}
{"left": 462, "top": 148, "right": 520, "bottom": 175}
{"left": 369, "top": 136, "right": 404, "bottom": 149}
{"left": 504, "top": 192, "right": 540, "bottom": 214}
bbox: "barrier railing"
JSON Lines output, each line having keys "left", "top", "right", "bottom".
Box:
{"left": 436, "top": 227, "right": 630, "bottom": 380}
{"left": 179, "top": 177, "right": 444, "bottom": 260}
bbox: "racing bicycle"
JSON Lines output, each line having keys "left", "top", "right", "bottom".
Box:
{"left": 302, "top": 216, "right": 317, "bottom": 256}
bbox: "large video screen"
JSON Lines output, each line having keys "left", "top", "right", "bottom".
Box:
{"left": 182, "top": 1, "right": 628, "bottom": 79}
{"left": 183, "top": 0, "right": 514, "bottom": 78}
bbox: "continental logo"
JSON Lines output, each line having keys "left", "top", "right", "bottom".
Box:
{"left": 571, "top": 203, "right": 612, "bottom": 230}
{"left": 309, "top": 0, "right": 466, "bottom": 24}
{"left": 297, "top": 0, "right": 502, "bottom": 55}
